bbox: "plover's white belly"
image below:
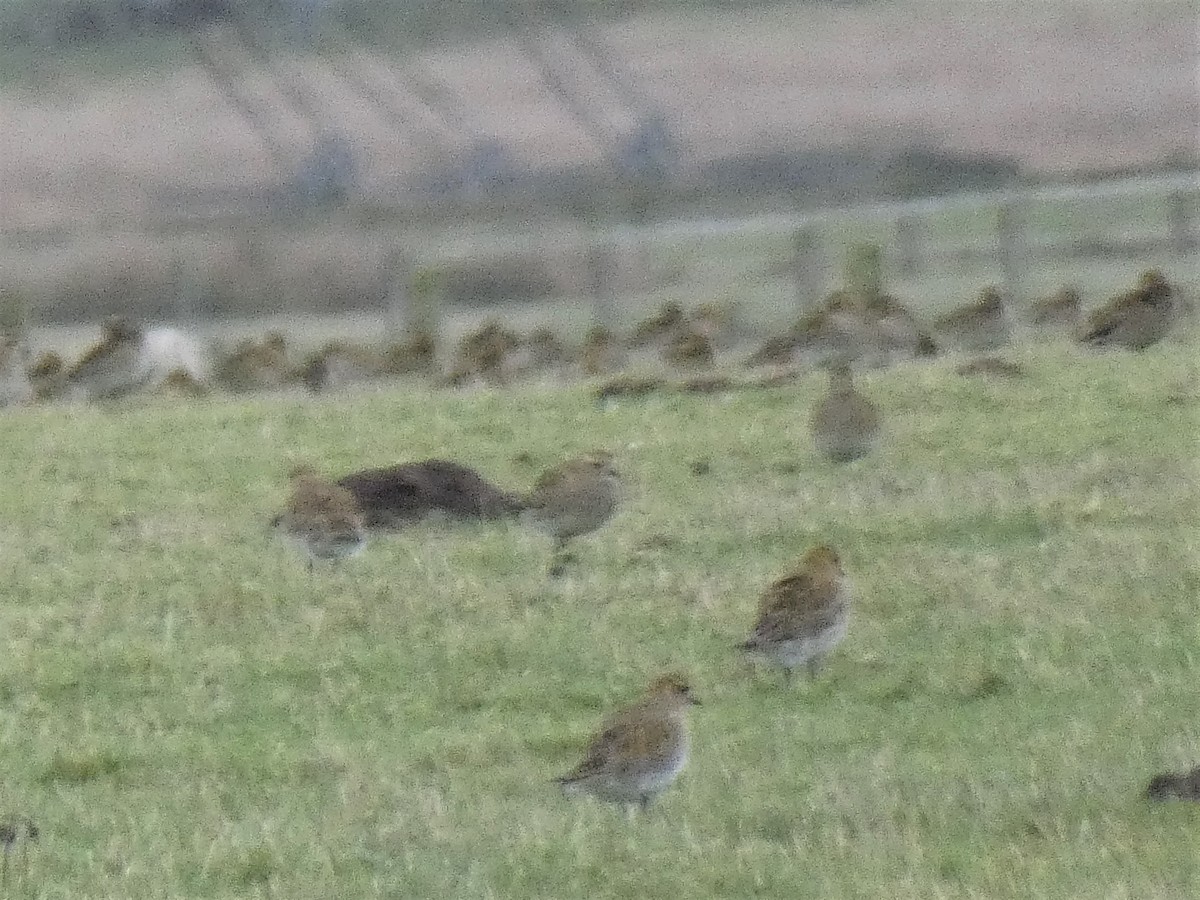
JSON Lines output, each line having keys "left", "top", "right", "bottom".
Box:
{"left": 772, "top": 612, "right": 849, "bottom": 667}
{"left": 633, "top": 751, "right": 687, "bottom": 795}
{"left": 590, "top": 742, "right": 689, "bottom": 803}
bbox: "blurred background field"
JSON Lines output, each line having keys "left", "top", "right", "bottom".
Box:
{"left": 0, "top": 0, "right": 1197, "bottom": 358}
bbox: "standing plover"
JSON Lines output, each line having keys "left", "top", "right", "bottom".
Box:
{"left": 525, "top": 451, "right": 621, "bottom": 576}
{"left": 739, "top": 545, "right": 851, "bottom": 683}
{"left": 556, "top": 673, "right": 700, "bottom": 817}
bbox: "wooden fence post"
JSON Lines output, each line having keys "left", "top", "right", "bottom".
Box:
{"left": 792, "top": 224, "right": 825, "bottom": 314}
{"left": 172, "top": 253, "right": 203, "bottom": 324}
{"left": 385, "top": 251, "right": 411, "bottom": 338}
{"left": 397, "top": 261, "right": 441, "bottom": 347}
{"left": 996, "top": 192, "right": 1028, "bottom": 304}
{"left": 1168, "top": 190, "right": 1195, "bottom": 254}
{"left": 894, "top": 214, "right": 921, "bottom": 278}
{"left": 589, "top": 239, "right": 618, "bottom": 332}
{"left": 0, "top": 289, "right": 30, "bottom": 346}
{"left": 843, "top": 242, "right": 883, "bottom": 306}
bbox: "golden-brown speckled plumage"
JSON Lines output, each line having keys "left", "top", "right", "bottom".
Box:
{"left": 526, "top": 451, "right": 622, "bottom": 574}
{"left": 740, "top": 545, "right": 851, "bottom": 680}
{"left": 274, "top": 466, "right": 367, "bottom": 573}
{"left": 557, "top": 673, "right": 700, "bottom": 814}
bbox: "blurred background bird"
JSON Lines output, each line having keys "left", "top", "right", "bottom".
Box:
{"left": 810, "top": 361, "right": 881, "bottom": 463}
{"left": 556, "top": 673, "right": 700, "bottom": 817}
{"left": 1078, "top": 269, "right": 1175, "bottom": 351}
{"left": 65, "top": 316, "right": 148, "bottom": 402}
{"left": 337, "top": 458, "right": 524, "bottom": 531}
{"left": 524, "top": 450, "right": 622, "bottom": 576}
{"left": 932, "top": 286, "right": 1010, "bottom": 352}
{"left": 1027, "top": 285, "right": 1082, "bottom": 332}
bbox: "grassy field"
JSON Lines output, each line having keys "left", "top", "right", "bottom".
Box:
{"left": 0, "top": 335, "right": 1197, "bottom": 897}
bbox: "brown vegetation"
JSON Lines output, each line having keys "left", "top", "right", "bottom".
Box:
{"left": 955, "top": 356, "right": 1026, "bottom": 379}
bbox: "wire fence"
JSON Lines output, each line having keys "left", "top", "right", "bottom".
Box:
{"left": 5, "top": 170, "right": 1196, "bottom": 356}
{"left": 2, "top": 3, "right": 1196, "bottom": 345}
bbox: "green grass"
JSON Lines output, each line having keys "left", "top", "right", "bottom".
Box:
{"left": 0, "top": 338, "right": 1197, "bottom": 897}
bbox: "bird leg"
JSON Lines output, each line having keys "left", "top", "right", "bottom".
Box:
{"left": 548, "top": 538, "right": 573, "bottom": 578}
{"left": 806, "top": 656, "right": 826, "bottom": 679}
{"left": 0, "top": 824, "right": 14, "bottom": 888}
{"left": 21, "top": 819, "right": 37, "bottom": 884}
{"left": 623, "top": 796, "right": 651, "bottom": 820}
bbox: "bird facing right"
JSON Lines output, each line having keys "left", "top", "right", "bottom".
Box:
{"left": 272, "top": 465, "right": 367, "bottom": 573}
{"left": 66, "top": 317, "right": 148, "bottom": 402}
{"left": 931, "top": 286, "right": 1010, "bottom": 351}
{"left": 524, "top": 450, "right": 621, "bottom": 576}
{"left": 739, "top": 544, "right": 851, "bottom": 683}
{"left": 1027, "top": 285, "right": 1082, "bottom": 331}
{"left": 810, "top": 362, "right": 881, "bottom": 463}
{"left": 1078, "top": 269, "right": 1175, "bottom": 351}
{"left": 556, "top": 673, "right": 700, "bottom": 817}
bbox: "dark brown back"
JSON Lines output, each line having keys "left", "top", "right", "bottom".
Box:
{"left": 337, "top": 459, "right": 524, "bottom": 529}
{"left": 1146, "top": 767, "right": 1200, "bottom": 801}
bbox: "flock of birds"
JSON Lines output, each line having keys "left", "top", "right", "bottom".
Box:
{"left": 0, "top": 265, "right": 1190, "bottom": 884}
{"left": 271, "top": 447, "right": 853, "bottom": 816}
{"left": 0, "top": 268, "right": 1186, "bottom": 408}
{"left": 264, "top": 263, "right": 1190, "bottom": 819}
